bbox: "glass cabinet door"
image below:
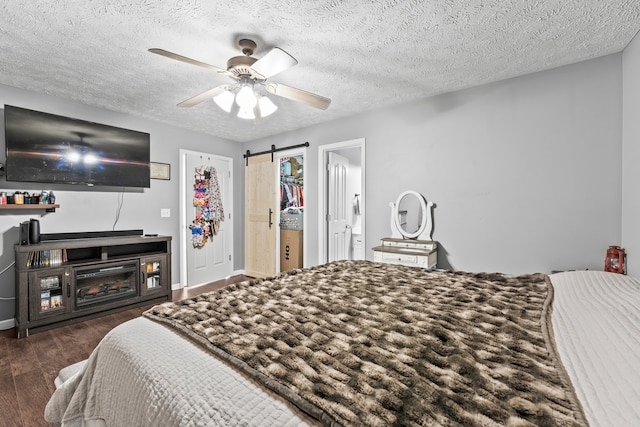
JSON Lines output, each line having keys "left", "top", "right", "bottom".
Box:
{"left": 140, "top": 255, "right": 168, "bottom": 297}
{"left": 29, "top": 267, "right": 72, "bottom": 321}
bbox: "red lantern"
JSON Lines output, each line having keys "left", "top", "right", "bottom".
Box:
{"left": 604, "top": 246, "right": 625, "bottom": 274}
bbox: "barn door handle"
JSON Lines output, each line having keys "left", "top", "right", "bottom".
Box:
{"left": 268, "top": 208, "right": 273, "bottom": 229}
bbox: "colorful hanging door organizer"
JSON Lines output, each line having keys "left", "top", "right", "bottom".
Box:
{"left": 190, "top": 166, "right": 224, "bottom": 248}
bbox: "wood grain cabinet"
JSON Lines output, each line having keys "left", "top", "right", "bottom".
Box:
{"left": 14, "top": 235, "right": 171, "bottom": 338}
{"left": 140, "top": 255, "right": 169, "bottom": 297}
{"left": 28, "top": 267, "right": 72, "bottom": 322}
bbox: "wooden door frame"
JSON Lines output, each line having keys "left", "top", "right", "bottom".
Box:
{"left": 179, "top": 149, "right": 234, "bottom": 288}
{"left": 317, "top": 138, "right": 366, "bottom": 265}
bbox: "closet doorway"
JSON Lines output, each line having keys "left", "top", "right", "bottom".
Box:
{"left": 278, "top": 149, "right": 305, "bottom": 272}
{"left": 180, "top": 150, "right": 233, "bottom": 287}
{"left": 245, "top": 148, "right": 306, "bottom": 277}
{"left": 318, "top": 138, "right": 366, "bottom": 264}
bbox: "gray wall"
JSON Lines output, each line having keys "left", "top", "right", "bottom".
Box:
{"left": 243, "top": 53, "right": 623, "bottom": 275}
{"left": 622, "top": 32, "right": 640, "bottom": 277}
{"left": 0, "top": 84, "right": 240, "bottom": 324}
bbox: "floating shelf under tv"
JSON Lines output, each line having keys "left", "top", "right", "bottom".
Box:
{"left": 0, "top": 204, "right": 59, "bottom": 212}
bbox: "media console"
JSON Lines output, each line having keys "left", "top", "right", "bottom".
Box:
{"left": 14, "top": 235, "right": 171, "bottom": 338}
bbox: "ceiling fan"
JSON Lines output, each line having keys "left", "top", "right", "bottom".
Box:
{"left": 149, "top": 39, "right": 331, "bottom": 120}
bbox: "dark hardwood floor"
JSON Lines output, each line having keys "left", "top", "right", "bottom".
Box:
{"left": 0, "top": 275, "right": 250, "bottom": 427}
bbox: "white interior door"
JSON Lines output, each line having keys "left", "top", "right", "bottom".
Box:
{"left": 327, "top": 152, "right": 350, "bottom": 262}
{"left": 185, "top": 152, "right": 233, "bottom": 286}
{"left": 318, "top": 138, "right": 365, "bottom": 265}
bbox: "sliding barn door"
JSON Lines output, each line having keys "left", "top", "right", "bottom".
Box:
{"left": 245, "top": 154, "right": 277, "bottom": 278}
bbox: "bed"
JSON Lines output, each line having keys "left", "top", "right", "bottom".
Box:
{"left": 44, "top": 260, "right": 640, "bottom": 426}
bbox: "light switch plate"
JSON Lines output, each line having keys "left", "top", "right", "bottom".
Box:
{"left": 160, "top": 208, "right": 170, "bottom": 218}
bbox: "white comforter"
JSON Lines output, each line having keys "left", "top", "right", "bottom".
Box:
{"left": 550, "top": 270, "right": 640, "bottom": 427}
{"left": 45, "top": 317, "right": 312, "bottom": 426}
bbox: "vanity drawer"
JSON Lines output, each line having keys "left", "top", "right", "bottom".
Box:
{"left": 373, "top": 246, "right": 437, "bottom": 269}
{"left": 377, "top": 251, "right": 418, "bottom": 264}
{"left": 383, "top": 240, "right": 436, "bottom": 251}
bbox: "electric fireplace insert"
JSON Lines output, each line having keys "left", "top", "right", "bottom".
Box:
{"left": 75, "top": 261, "right": 139, "bottom": 309}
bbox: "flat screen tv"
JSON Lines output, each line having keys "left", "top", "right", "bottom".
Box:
{"left": 4, "top": 105, "right": 150, "bottom": 188}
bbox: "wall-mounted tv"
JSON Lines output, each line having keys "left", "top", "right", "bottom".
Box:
{"left": 4, "top": 105, "right": 150, "bottom": 188}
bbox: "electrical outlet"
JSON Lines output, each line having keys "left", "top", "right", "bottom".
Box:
{"left": 160, "top": 208, "right": 170, "bottom": 218}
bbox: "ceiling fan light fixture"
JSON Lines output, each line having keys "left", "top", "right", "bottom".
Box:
{"left": 213, "top": 89, "right": 234, "bottom": 112}
{"left": 258, "top": 96, "right": 278, "bottom": 117}
{"left": 151, "top": 39, "right": 330, "bottom": 118}
{"left": 237, "top": 107, "right": 255, "bottom": 120}
{"left": 235, "top": 85, "right": 257, "bottom": 109}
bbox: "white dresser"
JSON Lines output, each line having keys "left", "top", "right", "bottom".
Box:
{"left": 373, "top": 238, "right": 438, "bottom": 269}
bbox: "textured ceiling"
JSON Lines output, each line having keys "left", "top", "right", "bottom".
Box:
{"left": 0, "top": 1, "right": 639, "bottom": 142}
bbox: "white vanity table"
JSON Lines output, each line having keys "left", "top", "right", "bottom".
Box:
{"left": 373, "top": 190, "right": 438, "bottom": 269}
{"left": 373, "top": 238, "right": 438, "bottom": 268}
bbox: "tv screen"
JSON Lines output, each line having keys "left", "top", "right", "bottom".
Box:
{"left": 4, "top": 105, "right": 150, "bottom": 188}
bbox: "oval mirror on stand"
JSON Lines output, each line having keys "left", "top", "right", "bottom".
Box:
{"left": 389, "top": 190, "right": 434, "bottom": 240}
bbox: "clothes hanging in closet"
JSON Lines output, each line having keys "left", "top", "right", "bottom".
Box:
{"left": 280, "top": 182, "right": 303, "bottom": 210}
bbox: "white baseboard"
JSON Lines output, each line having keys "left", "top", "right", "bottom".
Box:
{"left": 0, "top": 318, "right": 16, "bottom": 331}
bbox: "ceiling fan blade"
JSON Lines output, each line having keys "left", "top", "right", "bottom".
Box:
{"left": 265, "top": 83, "right": 331, "bottom": 110}
{"left": 251, "top": 47, "right": 298, "bottom": 79}
{"left": 148, "top": 48, "right": 227, "bottom": 74}
{"left": 178, "top": 85, "right": 229, "bottom": 108}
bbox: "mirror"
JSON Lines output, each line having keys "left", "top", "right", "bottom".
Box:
{"left": 398, "top": 194, "right": 422, "bottom": 235}
{"left": 389, "top": 190, "right": 434, "bottom": 240}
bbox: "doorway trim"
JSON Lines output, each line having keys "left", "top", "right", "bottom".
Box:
{"left": 179, "top": 149, "right": 234, "bottom": 288}
{"left": 318, "top": 138, "right": 366, "bottom": 265}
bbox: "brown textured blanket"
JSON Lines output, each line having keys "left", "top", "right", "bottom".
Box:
{"left": 144, "top": 260, "right": 586, "bottom": 426}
